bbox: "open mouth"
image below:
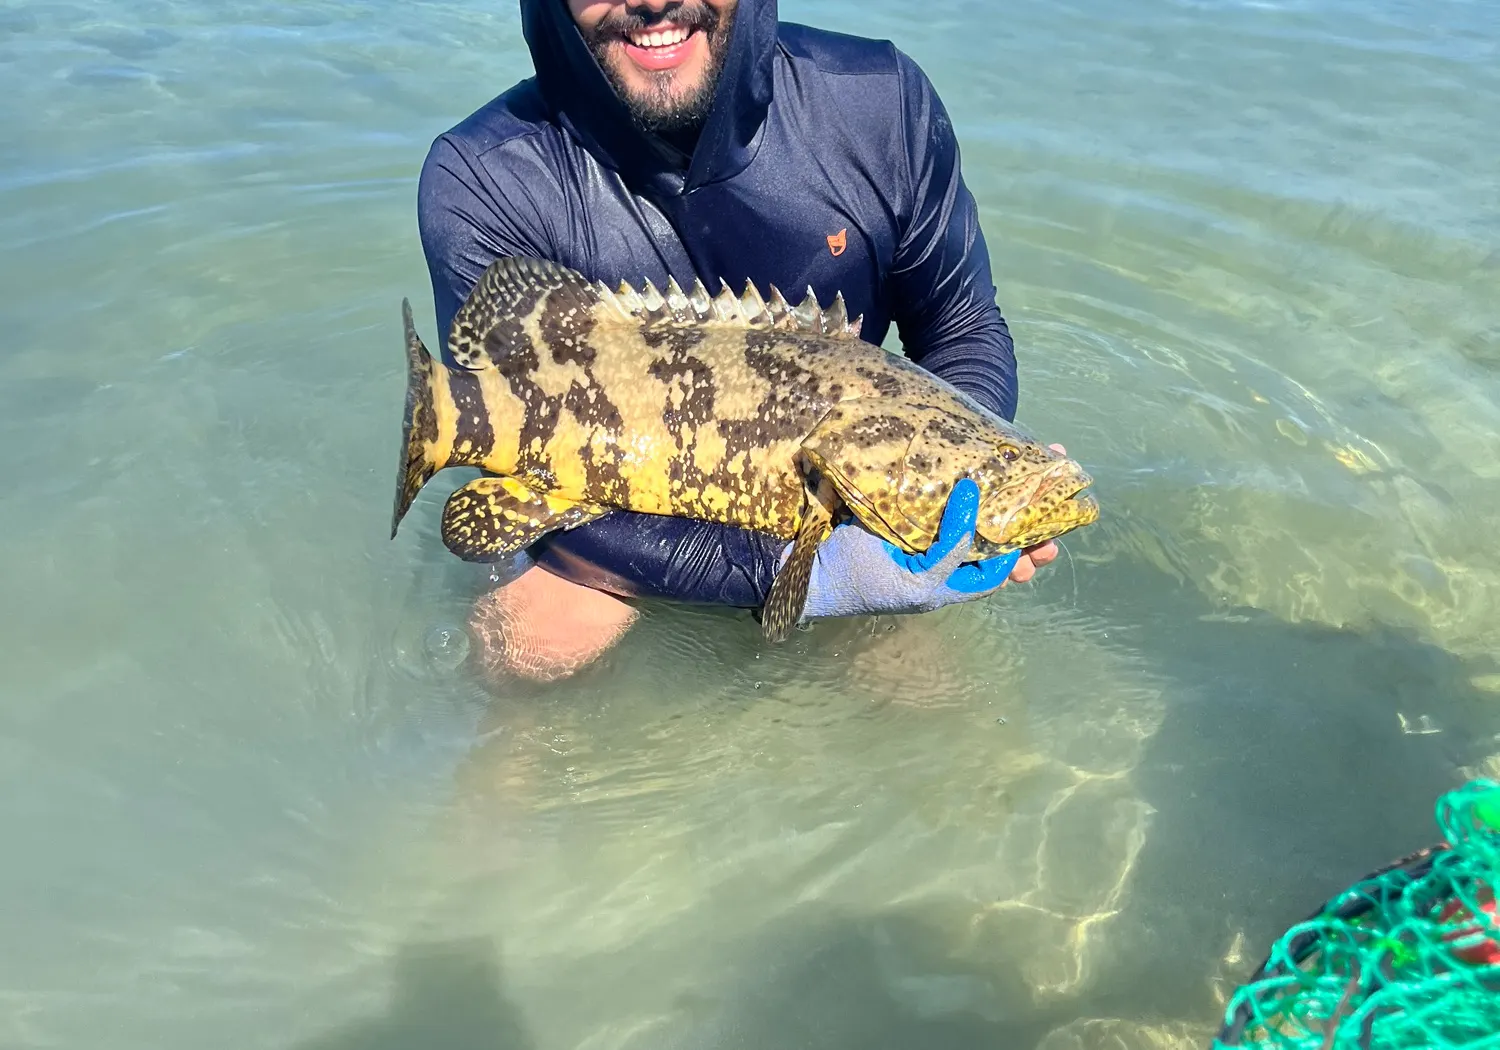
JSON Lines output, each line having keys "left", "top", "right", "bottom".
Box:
{"left": 1037, "top": 469, "right": 1101, "bottom": 535}
{"left": 1039, "top": 463, "right": 1095, "bottom": 506}
{"left": 973, "top": 466, "right": 1100, "bottom": 555}
{"left": 621, "top": 24, "right": 702, "bottom": 71}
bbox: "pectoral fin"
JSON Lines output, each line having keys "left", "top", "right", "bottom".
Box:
{"left": 800, "top": 403, "right": 935, "bottom": 553}
{"left": 763, "top": 401, "right": 963, "bottom": 640}
{"left": 441, "top": 476, "right": 608, "bottom": 562}
{"left": 761, "top": 477, "right": 838, "bottom": 644}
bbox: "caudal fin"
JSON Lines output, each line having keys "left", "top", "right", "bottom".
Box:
{"left": 391, "top": 298, "right": 450, "bottom": 540}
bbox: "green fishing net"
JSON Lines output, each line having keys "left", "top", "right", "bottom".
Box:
{"left": 1213, "top": 778, "right": 1500, "bottom": 1049}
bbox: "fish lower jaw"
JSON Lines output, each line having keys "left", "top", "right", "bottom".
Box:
{"left": 1001, "top": 495, "right": 1100, "bottom": 551}
{"left": 979, "top": 481, "right": 1100, "bottom": 553}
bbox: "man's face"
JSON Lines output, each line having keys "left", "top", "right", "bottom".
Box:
{"left": 568, "top": 0, "right": 739, "bottom": 135}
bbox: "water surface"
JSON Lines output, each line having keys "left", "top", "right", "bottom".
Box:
{"left": 2, "top": 1, "right": 1499, "bottom": 1047}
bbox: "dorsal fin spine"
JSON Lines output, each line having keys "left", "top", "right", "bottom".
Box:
{"left": 593, "top": 270, "right": 864, "bottom": 341}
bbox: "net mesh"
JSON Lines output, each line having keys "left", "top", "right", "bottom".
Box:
{"left": 1213, "top": 778, "right": 1500, "bottom": 1049}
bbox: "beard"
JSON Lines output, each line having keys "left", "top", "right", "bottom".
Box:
{"left": 581, "top": 2, "right": 736, "bottom": 137}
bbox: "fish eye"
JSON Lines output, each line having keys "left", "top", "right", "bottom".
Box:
{"left": 1000, "top": 445, "right": 1020, "bottom": 462}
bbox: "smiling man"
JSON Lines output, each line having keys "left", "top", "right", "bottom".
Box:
{"left": 579, "top": 0, "right": 729, "bottom": 130}
{"left": 417, "top": 0, "right": 1058, "bottom": 681}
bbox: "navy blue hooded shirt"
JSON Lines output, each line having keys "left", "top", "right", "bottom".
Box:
{"left": 416, "top": 0, "right": 1018, "bottom": 608}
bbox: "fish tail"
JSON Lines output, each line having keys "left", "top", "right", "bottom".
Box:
{"left": 391, "top": 298, "right": 452, "bottom": 540}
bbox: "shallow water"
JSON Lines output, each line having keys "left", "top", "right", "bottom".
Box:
{"left": 2, "top": 0, "right": 1499, "bottom": 1047}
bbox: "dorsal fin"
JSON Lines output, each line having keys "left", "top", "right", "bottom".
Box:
{"left": 592, "top": 272, "right": 864, "bottom": 340}
{"left": 447, "top": 256, "right": 605, "bottom": 370}
{"left": 444, "top": 257, "right": 865, "bottom": 373}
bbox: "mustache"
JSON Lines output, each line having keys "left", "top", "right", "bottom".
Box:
{"left": 589, "top": 2, "right": 722, "bottom": 39}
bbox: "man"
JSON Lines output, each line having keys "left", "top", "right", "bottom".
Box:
{"left": 417, "top": 0, "right": 1059, "bottom": 680}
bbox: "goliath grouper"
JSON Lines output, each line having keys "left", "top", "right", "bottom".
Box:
{"left": 391, "top": 257, "right": 1100, "bottom": 642}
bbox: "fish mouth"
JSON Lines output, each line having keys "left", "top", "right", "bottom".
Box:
{"left": 972, "top": 465, "right": 1100, "bottom": 557}
{"left": 1040, "top": 464, "right": 1096, "bottom": 506}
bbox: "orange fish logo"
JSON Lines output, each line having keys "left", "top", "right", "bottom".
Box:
{"left": 826, "top": 228, "right": 847, "bottom": 257}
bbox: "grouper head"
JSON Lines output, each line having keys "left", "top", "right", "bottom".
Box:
{"left": 812, "top": 398, "right": 1100, "bottom": 560}
{"left": 893, "top": 417, "right": 1098, "bottom": 557}
{"left": 965, "top": 434, "right": 1098, "bottom": 557}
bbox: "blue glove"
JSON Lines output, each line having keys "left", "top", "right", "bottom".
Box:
{"left": 783, "top": 478, "right": 1023, "bottom": 623}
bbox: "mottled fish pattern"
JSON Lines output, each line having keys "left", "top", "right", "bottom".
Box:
{"left": 392, "top": 257, "right": 1100, "bottom": 641}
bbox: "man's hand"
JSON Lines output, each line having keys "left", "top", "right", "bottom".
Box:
{"left": 469, "top": 562, "right": 639, "bottom": 683}
{"left": 787, "top": 441, "right": 1068, "bottom": 624}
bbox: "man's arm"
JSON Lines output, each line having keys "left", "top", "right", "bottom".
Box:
{"left": 418, "top": 134, "right": 555, "bottom": 352}
{"left": 417, "top": 134, "right": 784, "bottom": 607}
{"left": 877, "top": 54, "right": 1064, "bottom": 590}
{"left": 887, "top": 50, "right": 1019, "bottom": 422}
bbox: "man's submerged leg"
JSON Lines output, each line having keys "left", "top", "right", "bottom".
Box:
{"left": 469, "top": 566, "right": 639, "bottom": 683}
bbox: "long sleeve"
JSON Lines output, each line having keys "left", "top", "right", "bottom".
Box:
{"left": 886, "top": 51, "right": 1019, "bottom": 422}
{"left": 418, "top": 133, "right": 556, "bottom": 355}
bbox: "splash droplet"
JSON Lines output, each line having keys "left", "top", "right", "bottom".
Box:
{"left": 424, "top": 624, "right": 471, "bottom": 673}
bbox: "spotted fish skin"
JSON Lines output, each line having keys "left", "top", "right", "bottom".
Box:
{"left": 391, "top": 256, "right": 1100, "bottom": 640}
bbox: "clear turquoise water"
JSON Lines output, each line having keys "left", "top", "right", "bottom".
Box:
{"left": 2, "top": 1, "right": 1499, "bottom": 1047}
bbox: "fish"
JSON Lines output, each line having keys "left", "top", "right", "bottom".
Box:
{"left": 391, "top": 256, "right": 1100, "bottom": 642}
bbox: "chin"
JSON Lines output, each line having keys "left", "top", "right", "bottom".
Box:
{"left": 633, "top": 63, "right": 705, "bottom": 95}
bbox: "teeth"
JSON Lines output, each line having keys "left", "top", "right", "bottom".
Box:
{"left": 629, "top": 26, "right": 691, "bottom": 48}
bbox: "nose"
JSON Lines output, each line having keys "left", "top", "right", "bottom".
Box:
{"left": 626, "top": 0, "right": 680, "bottom": 12}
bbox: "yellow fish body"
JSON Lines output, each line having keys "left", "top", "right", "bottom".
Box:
{"left": 392, "top": 257, "right": 1099, "bottom": 640}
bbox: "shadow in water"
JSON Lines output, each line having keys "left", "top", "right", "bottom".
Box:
{"left": 1038, "top": 551, "right": 1500, "bottom": 1030}
{"left": 369, "top": 553, "right": 1500, "bottom": 1048}
{"left": 294, "top": 937, "right": 533, "bottom": 1050}
{"left": 559, "top": 902, "right": 1067, "bottom": 1050}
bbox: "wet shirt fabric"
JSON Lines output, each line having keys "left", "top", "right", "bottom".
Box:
{"left": 416, "top": 0, "right": 1018, "bottom": 608}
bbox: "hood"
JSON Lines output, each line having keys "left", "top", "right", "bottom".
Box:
{"left": 519, "top": 0, "right": 777, "bottom": 197}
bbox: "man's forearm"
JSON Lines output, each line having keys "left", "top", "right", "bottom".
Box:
{"left": 908, "top": 306, "right": 1017, "bottom": 421}
{"left": 891, "top": 189, "right": 1019, "bottom": 421}
{"left": 889, "top": 49, "right": 1020, "bottom": 422}
{"left": 528, "top": 511, "right": 784, "bottom": 608}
